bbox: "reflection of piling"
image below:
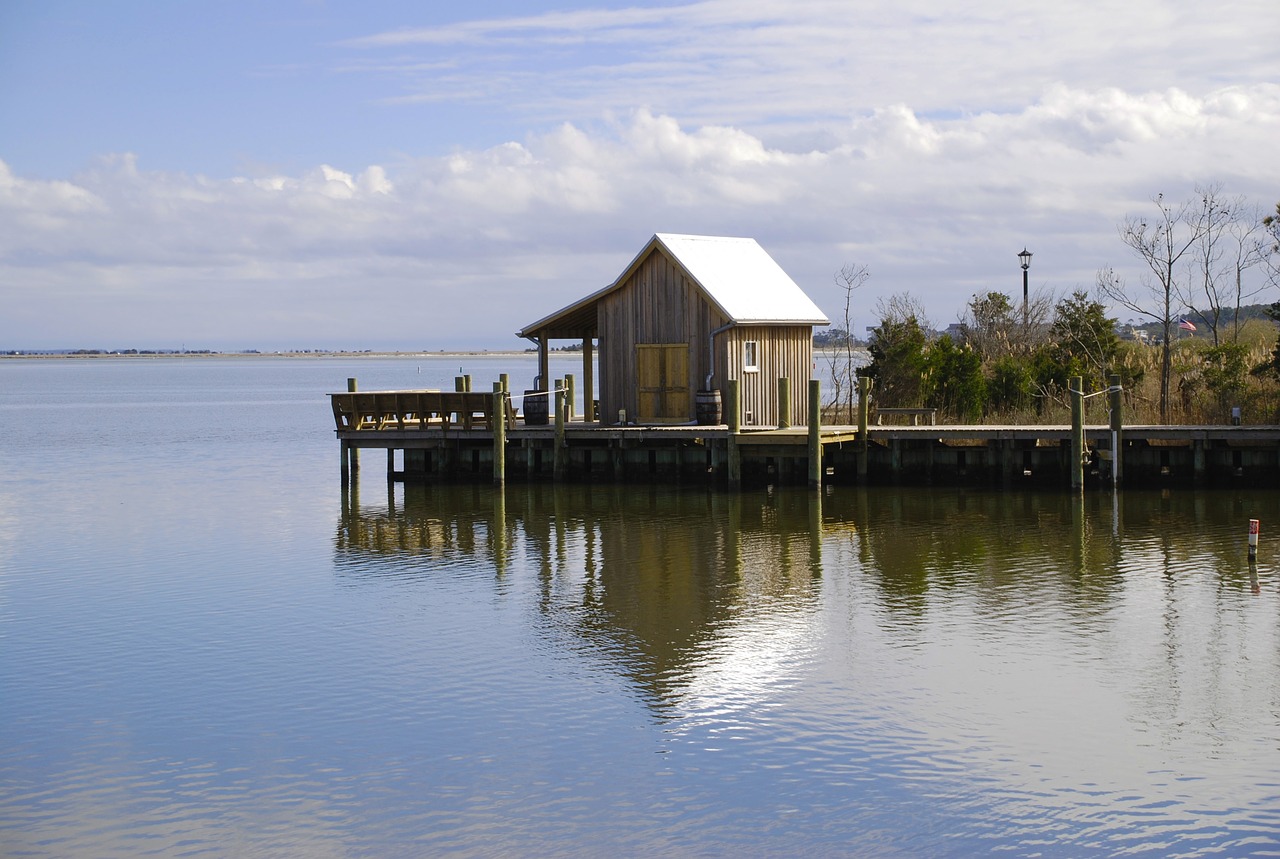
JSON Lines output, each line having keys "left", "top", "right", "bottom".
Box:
{"left": 1070, "top": 375, "right": 1084, "bottom": 491}
{"left": 808, "top": 379, "right": 822, "bottom": 490}
{"left": 808, "top": 487, "right": 823, "bottom": 572}
{"left": 493, "top": 486, "right": 508, "bottom": 577}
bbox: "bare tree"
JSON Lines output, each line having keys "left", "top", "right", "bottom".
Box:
{"left": 1225, "top": 201, "right": 1271, "bottom": 339}
{"left": 825, "top": 263, "right": 870, "bottom": 422}
{"left": 1182, "top": 185, "right": 1269, "bottom": 345}
{"left": 1263, "top": 201, "right": 1280, "bottom": 289}
{"left": 1097, "top": 192, "right": 1207, "bottom": 423}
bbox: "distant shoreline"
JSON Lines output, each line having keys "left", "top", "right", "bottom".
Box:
{"left": 1, "top": 350, "right": 554, "bottom": 360}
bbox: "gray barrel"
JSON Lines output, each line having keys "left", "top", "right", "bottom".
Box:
{"left": 695, "top": 389, "right": 723, "bottom": 425}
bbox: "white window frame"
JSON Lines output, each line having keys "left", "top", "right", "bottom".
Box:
{"left": 743, "top": 340, "right": 759, "bottom": 372}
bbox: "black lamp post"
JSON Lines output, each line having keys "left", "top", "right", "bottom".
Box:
{"left": 1017, "top": 248, "right": 1032, "bottom": 328}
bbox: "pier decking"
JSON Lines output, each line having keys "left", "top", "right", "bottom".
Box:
{"left": 330, "top": 388, "right": 1280, "bottom": 489}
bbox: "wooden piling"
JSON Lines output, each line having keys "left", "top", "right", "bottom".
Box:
{"left": 1109, "top": 373, "right": 1123, "bottom": 486}
{"left": 726, "top": 379, "right": 741, "bottom": 489}
{"left": 778, "top": 377, "right": 792, "bottom": 430}
{"left": 565, "top": 375, "right": 576, "bottom": 421}
{"left": 1070, "top": 375, "right": 1084, "bottom": 490}
{"left": 808, "top": 379, "right": 822, "bottom": 490}
{"left": 493, "top": 384, "right": 506, "bottom": 485}
{"left": 857, "top": 376, "right": 870, "bottom": 479}
{"left": 554, "top": 387, "right": 566, "bottom": 480}
{"left": 347, "top": 377, "right": 359, "bottom": 477}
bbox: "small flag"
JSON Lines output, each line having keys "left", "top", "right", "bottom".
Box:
{"left": 1178, "top": 318, "right": 1197, "bottom": 332}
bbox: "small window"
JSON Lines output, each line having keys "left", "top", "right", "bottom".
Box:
{"left": 743, "top": 340, "right": 759, "bottom": 372}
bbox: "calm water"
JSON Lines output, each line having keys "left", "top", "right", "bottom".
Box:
{"left": 2, "top": 356, "right": 1279, "bottom": 857}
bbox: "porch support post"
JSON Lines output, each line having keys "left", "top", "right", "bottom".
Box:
{"left": 583, "top": 339, "right": 595, "bottom": 423}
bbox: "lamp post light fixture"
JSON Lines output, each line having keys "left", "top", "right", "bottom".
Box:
{"left": 1017, "top": 248, "right": 1032, "bottom": 328}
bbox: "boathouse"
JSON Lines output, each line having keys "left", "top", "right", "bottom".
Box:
{"left": 517, "top": 234, "right": 829, "bottom": 427}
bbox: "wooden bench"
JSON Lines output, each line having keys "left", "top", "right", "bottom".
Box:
{"left": 330, "top": 390, "right": 517, "bottom": 432}
{"left": 874, "top": 407, "right": 938, "bottom": 426}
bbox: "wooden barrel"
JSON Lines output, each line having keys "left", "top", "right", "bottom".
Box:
{"left": 523, "top": 390, "right": 549, "bottom": 425}
{"left": 695, "top": 389, "right": 722, "bottom": 425}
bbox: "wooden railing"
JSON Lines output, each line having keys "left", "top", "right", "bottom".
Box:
{"left": 873, "top": 407, "right": 937, "bottom": 426}
{"left": 330, "top": 390, "right": 517, "bottom": 432}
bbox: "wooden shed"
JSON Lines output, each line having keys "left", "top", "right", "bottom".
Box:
{"left": 517, "top": 234, "right": 829, "bottom": 426}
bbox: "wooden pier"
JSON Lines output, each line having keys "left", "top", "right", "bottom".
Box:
{"left": 330, "top": 381, "right": 1280, "bottom": 490}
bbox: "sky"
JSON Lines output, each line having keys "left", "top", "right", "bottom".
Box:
{"left": 2, "top": 0, "right": 1278, "bottom": 351}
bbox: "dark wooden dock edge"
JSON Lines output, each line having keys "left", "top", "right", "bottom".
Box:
{"left": 331, "top": 401, "right": 1280, "bottom": 489}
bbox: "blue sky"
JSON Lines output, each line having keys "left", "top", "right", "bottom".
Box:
{"left": 2, "top": 1, "right": 1278, "bottom": 350}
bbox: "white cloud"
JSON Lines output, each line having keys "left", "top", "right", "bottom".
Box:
{"left": 338, "top": 0, "right": 1280, "bottom": 142}
{"left": 2, "top": 80, "right": 1278, "bottom": 350}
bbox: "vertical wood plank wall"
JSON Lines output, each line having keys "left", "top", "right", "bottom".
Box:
{"left": 724, "top": 325, "right": 813, "bottom": 426}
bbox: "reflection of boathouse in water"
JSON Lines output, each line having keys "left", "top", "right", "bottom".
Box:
{"left": 334, "top": 482, "right": 1261, "bottom": 712}
{"left": 335, "top": 481, "right": 826, "bottom": 709}
{"left": 328, "top": 234, "right": 1280, "bottom": 489}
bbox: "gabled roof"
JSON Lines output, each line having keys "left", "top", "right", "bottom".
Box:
{"left": 517, "top": 233, "right": 829, "bottom": 339}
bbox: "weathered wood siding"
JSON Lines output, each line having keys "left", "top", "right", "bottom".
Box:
{"left": 723, "top": 326, "right": 814, "bottom": 426}
{"left": 598, "top": 250, "right": 729, "bottom": 423}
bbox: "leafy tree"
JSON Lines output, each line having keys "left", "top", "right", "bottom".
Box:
{"left": 960, "top": 291, "right": 1017, "bottom": 361}
{"left": 924, "top": 335, "right": 985, "bottom": 422}
{"left": 1199, "top": 342, "right": 1250, "bottom": 413}
{"left": 864, "top": 293, "right": 929, "bottom": 408}
{"left": 1252, "top": 300, "right": 1280, "bottom": 381}
{"left": 985, "top": 355, "right": 1036, "bottom": 414}
{"left": 960, "top": 289, "right": 1053, "bottom": 360}
{"left": 1041, "top": 290, "right": 1120, "bottom": 394}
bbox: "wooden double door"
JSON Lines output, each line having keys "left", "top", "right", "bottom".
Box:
{"left": 636, "top": 343, "right": 690, "bottom": 423}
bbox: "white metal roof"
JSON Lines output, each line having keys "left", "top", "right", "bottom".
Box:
{"left": 516, "top": 233, "right": 828, "bottom": 339}
{"left": 653, "top": 234, "right": 829, "bottom": 325}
